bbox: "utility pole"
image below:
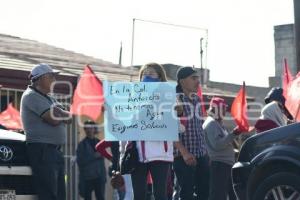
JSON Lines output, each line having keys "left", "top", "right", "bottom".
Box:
{"left": 130, "top": 18, "right": 135, "bottom": 67}
{"left": 200, "top": 38, "right": 204, "bottom": 69}
{"left": 294, "top": 0, "right": 300, "bottom": 72}
{"left": 200, "top": 38, "right": 204, "bottom": 86}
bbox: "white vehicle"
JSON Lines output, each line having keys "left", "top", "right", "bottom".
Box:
{"left": 0, "top": 129, "right": 37, "bottom": 200}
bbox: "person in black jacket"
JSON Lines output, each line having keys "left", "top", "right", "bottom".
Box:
{"left": 76, "top": 120, "right": 106, "bottom": 200}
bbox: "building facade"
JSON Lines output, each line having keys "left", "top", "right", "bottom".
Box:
{"left": 270, "top": 24, "right": 297, "bottom": 87}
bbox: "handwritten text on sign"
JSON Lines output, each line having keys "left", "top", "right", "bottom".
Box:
{"left": 104, "top": 82, "right": 179, "bottom": 141}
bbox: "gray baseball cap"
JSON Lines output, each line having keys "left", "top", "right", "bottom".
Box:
{"left": 29, "top": 63, "right": 59, "bottom": 80}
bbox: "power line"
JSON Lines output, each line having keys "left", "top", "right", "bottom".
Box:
{"left": 135, "top": 18, "right": 208, "bottom": 32}
{"left": 130, "top": 18, "right": 208, "bottom": 68}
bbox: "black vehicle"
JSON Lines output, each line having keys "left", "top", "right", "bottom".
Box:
{"left": 232, "top": 122, "right": 300, "bottom": 200}
{"left": 0, "top": 129, "right": 37, "bottom": 200}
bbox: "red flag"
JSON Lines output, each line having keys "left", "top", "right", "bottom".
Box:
{"left": 70, "top": 65, "right": 104, "bottom": 121}
{"left": 0, "top": 103, "right": 23, "bottom": 130}
{"left": 282, "top": 58, "right": 294, "bottom": 98}
{"left": 231, "top": 82, "right": 250, "bottom": 132}
{"left": 197, "top": 85, "right": 207, "bottom": 117}
{"left": 285, "top": 73, "right": 300, "bottom": 122}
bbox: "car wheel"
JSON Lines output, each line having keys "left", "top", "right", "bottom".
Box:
{"left": 252, "top": 172, "right": 300, "bottom": 200}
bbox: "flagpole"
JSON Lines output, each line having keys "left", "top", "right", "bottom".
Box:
{"left": 119, "top": 41, "right": 122, "bottom": 66}
{"left": 242, "top": 81, "right": 246, "bottom": 111}
{"left": 295, "top": 101, "right": 300, "bottom": 120}
{"left": 284, "top": 58, "right": 290, "bottom": 82}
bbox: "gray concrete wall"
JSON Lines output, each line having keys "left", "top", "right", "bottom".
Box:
{"left": 274, "top": 24, "right": 297, "bottom": 79}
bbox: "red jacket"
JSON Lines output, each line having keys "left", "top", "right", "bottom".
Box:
{"left": 254, "top": 119, "right": 279, "bottom": 133}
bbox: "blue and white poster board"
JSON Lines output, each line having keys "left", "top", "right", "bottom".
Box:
{"left": 104, "top": 81, "right": 179, "bottom": 141}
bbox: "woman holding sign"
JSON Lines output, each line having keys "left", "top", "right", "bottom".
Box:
{"left": 130, "top": 63, "right": 173, "bottom": 200}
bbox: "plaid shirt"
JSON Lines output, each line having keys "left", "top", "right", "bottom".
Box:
{"left": 174, "top": 94, "right": 207, "bottom": 158}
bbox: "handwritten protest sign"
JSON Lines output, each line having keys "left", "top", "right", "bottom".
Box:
{"left": 104, "top": 81, "right": 179, "bottom": 141}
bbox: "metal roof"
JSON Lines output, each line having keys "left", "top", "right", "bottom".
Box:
{"left": 0, "top": 34, "right": 259, "bottom": 100}
{"left": 0, "top": 34, "right": 139, "bottom": 81}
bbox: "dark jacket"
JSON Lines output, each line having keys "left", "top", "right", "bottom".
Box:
{"left": 76, "top": 137, "right": 106, "bottom": 182}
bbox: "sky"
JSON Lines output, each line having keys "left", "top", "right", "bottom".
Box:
{"left": 0, "top": 0, "right": 294, "bottom": 87}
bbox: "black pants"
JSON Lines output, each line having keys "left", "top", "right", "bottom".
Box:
{"left": 83, "top": 177, "right": 105, "bottom": 200}
{"left": 173, "top": 156, "right": 210, "bottom": 200}
{"left": 26, "top": 143, "right": 65, "bottom": 200}
{"left": 131, "top": 161, "right": 170, "bottom": 200}
{"left": 209, "top": 161, "right": 236, "bottom": 200}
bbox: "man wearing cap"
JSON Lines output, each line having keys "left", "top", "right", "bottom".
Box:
{"left": 173, "top": 66, "right": 210, "bottom": 200}
{"left": 20, "top": 63, "right": 71, "bottom": 200}
{"left": 203, "top": 97, "right": 241, "bottom": 200}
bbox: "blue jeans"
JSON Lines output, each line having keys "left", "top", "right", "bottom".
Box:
{"left": 173, "top": 156, "right": 210, "bottom": 200}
